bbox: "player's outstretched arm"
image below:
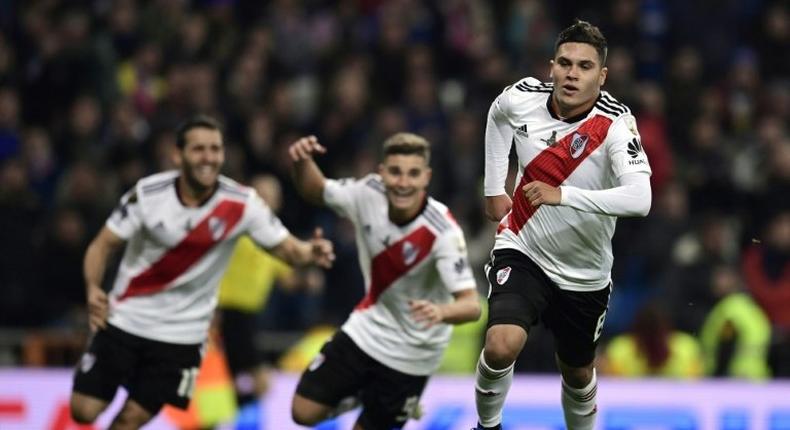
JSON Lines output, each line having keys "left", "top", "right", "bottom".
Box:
{"left": 83, "top": 226, "right": 125, "bottom": 332}
{"left": 271, "top": 227, "right": 336, "bottom": 269}
{"left": 409, "top": 289, "right": 481, "bottom": 328}
{"left": 288, "top": 135, "right": 328, "bottom": 206}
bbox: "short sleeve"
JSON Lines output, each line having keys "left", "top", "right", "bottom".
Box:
{"left": 245, "top": 193, "right": 290, "bottom": 249}
{"left": 434, "top": 226, "right": 477, "bottom": 294}
{"left": 607, "top": 114, "right": 652, "bottom": 178}
{"left": 106, "top": 189, "right": 144, "bottom": 240}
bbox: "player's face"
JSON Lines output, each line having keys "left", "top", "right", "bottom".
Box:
{"left": 550, "top": 42, "right": 607, "bottom": 118}
{"left": 179, "top": 127, "right": 224, "bottom": 191}
{"left": 379, "top": 154, "right": 431, "bottom": 220}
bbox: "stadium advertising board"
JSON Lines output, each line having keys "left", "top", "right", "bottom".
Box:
{"left": 1, "top": 370, "right": 788, "bottom": 429}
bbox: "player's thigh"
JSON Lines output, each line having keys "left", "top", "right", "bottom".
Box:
{"left": 357, "top": 364, "right": 428, "bottom": 430}
{"left": 72, "top": 326, "right": 137, "bottom": 407}
{"left": 294, "top": 330, "right": 368, "bottom": 409}
{"left": 126, "top": 338, "right": 203, "bottom": 416}
{"left": 485, "top": 249, "right": 553, "bottom": 332}
{"left": 547, "top": 283, "right": 612, "bottom": 367}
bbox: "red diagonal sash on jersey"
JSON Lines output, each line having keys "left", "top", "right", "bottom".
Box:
{"left": 120, "top": 200, "right": 246, "bottom": 300}
{"left": 502, "top": 114, "right": 613, "bottom": 234}
{"left": 355, "top": 225, "right": 437, "bottom": 310}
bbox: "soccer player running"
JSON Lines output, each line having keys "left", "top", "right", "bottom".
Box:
{"left": 473, "top": 21, "right": 652, "bottom": 430}
{"left": 70, "top": 115, "right": 335, "bottom": 430}
{"left": 288, "top": 132, "right": 481, "bottom": 430}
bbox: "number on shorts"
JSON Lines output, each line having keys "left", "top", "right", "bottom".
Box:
{"left": 593, "top": 310, "right": 607, "bottom": 342}
{"left": 177, "top": 367, "right": 199, "bottom": 398}
{"left": 396, "top": 395, "right": 420, "bottom": 421}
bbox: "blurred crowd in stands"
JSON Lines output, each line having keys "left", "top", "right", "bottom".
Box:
{"left": 0, "top": 0, "right": 787, "bottom": 379}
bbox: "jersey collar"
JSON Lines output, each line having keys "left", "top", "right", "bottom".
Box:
{"left": 174, "top": 177, "right": 219, "bottom": 208}
{"left": 546, "top": 92, "right": 599, "bottom": 123}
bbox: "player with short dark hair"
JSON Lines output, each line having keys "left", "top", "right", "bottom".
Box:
{"left": 473, "top": 20, "right": 652, "bottom": 430}
{"left": 288, "top": 132, "right": 481, "bottom": 430}
{"left": 69, "top": 115, "right": 335, "bottom": 430}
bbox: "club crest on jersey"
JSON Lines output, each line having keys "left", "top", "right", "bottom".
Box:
{"left": 208, "top": 216, "right": 226, "bottom": 241}
{"left": 570, "top": 132, "right": 589, "bottom": 159}
{"left": 496, "top": 266, "right": 511, "bottom": 285}
{"left": 80, "top": 352, "right": 96, "bottom": 373}
{"left": 402, "top": 241, "right": 420, "bottom": 265}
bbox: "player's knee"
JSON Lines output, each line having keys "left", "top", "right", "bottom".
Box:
{"left": 291, "top": 396, "right": 325, "bottom": 426}
{"left": 291, "top": 406, "right": 321, "bottom": 426}
{"left": 484, "top": 327, "right": 526, "bottom": 368}
{"left": 70, "top": 394, "right": 103, "bottom": 424}
{"left": 109, "top": 400, "right": 154, "bottom": 430}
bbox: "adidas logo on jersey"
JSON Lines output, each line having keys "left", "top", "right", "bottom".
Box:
{"left": 515, "top": 124, "right": 528, "bottom": 136}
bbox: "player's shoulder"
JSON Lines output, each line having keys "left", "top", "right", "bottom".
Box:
{"left": 508, "top": 76, "right": 554, "bottom": 95}
{"left": 360, "top": 173, "right": 386, "bottom": 195}
{"left": 134, "top": 170, "right": 179, "bottom": 202}
{"left": 422, "top": 197, "right": 459, "bottom": 234}
{"left": 594, "top": 90, "right": 633, "bottom": 120}
{"left": 498, "top": 77, "right": 552, "bottom": 114}
{"left": 218, "top": 175, "right": 253, "bottom": 201}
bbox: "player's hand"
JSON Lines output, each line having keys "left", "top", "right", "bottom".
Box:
{"left": 522, "top": 181, "right": 561, "bottom": 207}
{"left": 309, "top": 227, "right": 335, "bottom": 269}
{"left": 409, "top": 299, "right": 443, "bottom": 328}
{"left": 485, "top": 194, "right": 512, "bottom": 222}
{"left": 86, "top": 285, "right": 108, "bottom": 332}
{"left": 288, "top": 135, "right": 326, "bottom": 162}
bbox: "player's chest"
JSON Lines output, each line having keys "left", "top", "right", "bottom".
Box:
{"left": 513, "top": 118, "right": 609, "bottom": 174}
{"left": 358, "top": 212, "right": 436, "bottom": 266}
{"left": 142, "top": 200, "right": 242, "bottom": 247}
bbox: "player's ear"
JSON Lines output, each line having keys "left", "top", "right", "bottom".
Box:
{"left": 172, "top": 147, "right": 183, "bottom": 167}
{"left": 549, "top": 59, "right": 554, "bottom": 79}
{"left": 599, "top": 66, "right": 608, "bottom": 86}
{"left": 378, "top": 163, "right": 385, "bottom": 175}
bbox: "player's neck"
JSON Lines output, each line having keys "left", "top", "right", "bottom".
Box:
{"left": 551, "top": 92, "right": 598, "bottom": 120}
{"left": 177, "top": 175, "right": 217, "bottom": 207}
{"left": 388, "top": 195, "right": 428, "bottom": 226}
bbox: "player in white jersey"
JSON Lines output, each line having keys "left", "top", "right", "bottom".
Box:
{"left": 287, "top": 132, "right": 481, "bottom": 429}
{"left": 70, "top": 115, "right": 335, "bottom": 430}
{"left": 473, "top": 21, "right": 652, "bottom": 430}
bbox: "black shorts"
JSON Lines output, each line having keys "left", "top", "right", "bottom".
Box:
{"left": 486, "top": 249, "right": 611, "bottom": 367}
{"left": 295, "top": 330, "right": 427, "bottom": 430}
{"left": 72, "top": 324, "right": 204, "bottom": 415}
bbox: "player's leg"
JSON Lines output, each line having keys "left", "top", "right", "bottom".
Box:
{"left": 548, "top": 284, "right": 611, "bottom": 430}
{"left": 70, "top": 392, "right": 110, "bottom": 424}
{"left": 107, "top": 398, "right": 154, "bottom": 430}
{"left": 475, "top": 250, "right": 551, "bottom": 429}
{"left": 556, "top": 356, "right": 597, "bottom": 430}
{"left": 354, "top": 360, "right": 427, "bottom": 430}
{"left": 219, "top": 308, "right": 264, "bottom": 406}
{"left": 71, "top": 326, "right": 135, "bottom": 424}
{"left": 124, "top": 333, "right": 203, "bottom": 427}
{"left": 292, "top": 330, "right": 366, "bottom": 426}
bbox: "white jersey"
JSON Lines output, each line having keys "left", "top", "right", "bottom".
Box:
{"left": 485, "top": 77, "right": 652, "bottom": 291}
{"left": 324, "top": 174, "right": 477, "bottom": 376}
{"left": 105, "top": 171, "right": 289, "bottom": 344}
